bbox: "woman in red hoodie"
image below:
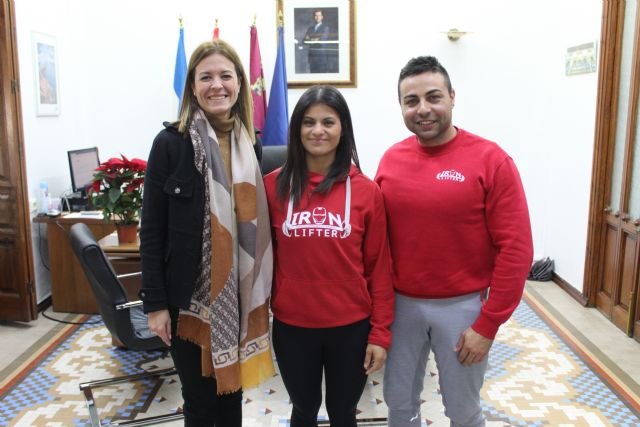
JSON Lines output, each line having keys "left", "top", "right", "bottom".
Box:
{"left": 263, "top": 85, "right": 394, "bottom": 427}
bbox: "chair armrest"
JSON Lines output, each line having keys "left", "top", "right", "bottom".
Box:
{"left": 117, "top": 271, "right": 142, "bottom": 280}
{"left": 115, "top": 300, "right": 143, "bottom": 311}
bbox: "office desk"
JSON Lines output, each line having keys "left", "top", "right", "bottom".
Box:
{"left": 98, "top": 232, "right": 142, "bottom": 302}
{"left": 99, "top": 232, "right": 140, "bottom": 258}
{"left": 33, "top": 213, "right": 140, "bottom": 313}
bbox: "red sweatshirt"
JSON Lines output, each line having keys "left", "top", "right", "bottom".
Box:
{"left": 264, "top": 165, "right": 394, "bottom": 349}
{"left": 375, "top": 128, "right": 533, "bottom": 339}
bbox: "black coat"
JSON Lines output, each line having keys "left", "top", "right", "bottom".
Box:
{"left": 139, "top": 122, "right": 262, "bottom": 313}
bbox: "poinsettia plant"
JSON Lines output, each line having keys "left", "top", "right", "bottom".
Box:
{"left": 89, "top": 154, "right": 147, "bottom": 225}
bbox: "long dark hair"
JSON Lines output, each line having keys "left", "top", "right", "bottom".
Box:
{"left": 276, "top": 85, "right": 360, "bottom": 206}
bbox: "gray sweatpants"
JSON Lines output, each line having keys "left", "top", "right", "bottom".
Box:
{"left": 383, "top": 292, "right": 488, "bottom": 427}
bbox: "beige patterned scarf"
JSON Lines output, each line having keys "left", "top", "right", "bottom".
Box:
{"left": 177, "top": 109, "right": 274, "bottom": 394}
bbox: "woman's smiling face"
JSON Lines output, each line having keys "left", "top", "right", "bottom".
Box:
{"left": 192, "top": 53, "right": 240, "bottom": 120}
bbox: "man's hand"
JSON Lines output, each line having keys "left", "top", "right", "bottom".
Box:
{"left": 364, "top": 344, "right": 387, "bottom": 375}
{"left": 454, "top": 328, "right": 493, "bottom": 366}
{"left": 148, "top": 309, "right": 172, "bottom": 346}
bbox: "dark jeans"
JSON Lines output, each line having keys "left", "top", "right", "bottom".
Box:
{"left": 170, "top": 309, "right": 242, "bottom": 427}
{"left": 273, "top": 317, "right": 370, "bottom": 427}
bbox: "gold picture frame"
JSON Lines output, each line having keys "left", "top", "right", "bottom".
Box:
{"left": 277, "top": 0, "right": 356, "bottom": 88}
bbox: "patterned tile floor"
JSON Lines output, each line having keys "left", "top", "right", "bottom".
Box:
{"left": 1, "top": 293, "right": 639, "bottom": 426}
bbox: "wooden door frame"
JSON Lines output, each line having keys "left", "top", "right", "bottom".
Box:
{"left": 617, "top": 1, "right": 640, "bottom": 336}
{"left": 585, "top": 0, "right": 640, "bottom": 338}
{"left": 585, "top": 0, "right": 626, "bottom": 304}
{"left": 0, "top": 0, "right": 37, "bottom": 320}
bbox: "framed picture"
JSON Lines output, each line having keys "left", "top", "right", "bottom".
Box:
{"left": 277, "top": 0, "right": 356, "bottom": 88}
{"left": 32, "top": 32, "right": 60, "bottom": 116}
{"left": 565, "top": 42, "right": 597, "bottom": 76}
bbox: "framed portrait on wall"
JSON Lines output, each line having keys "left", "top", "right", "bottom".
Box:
{"left": 277, "top": 0, "right": 356, "bottom": 88}
{"left": 32, "top": 32, "right": 60, "bottom": 116}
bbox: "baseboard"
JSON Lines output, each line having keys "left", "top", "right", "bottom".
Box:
{"left": 37, "top": 296, "right": 52, "bottom": 312}
{"left": 552, "top": 272, "right": 588, "bottom": 306}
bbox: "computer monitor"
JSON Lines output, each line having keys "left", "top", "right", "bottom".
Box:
{"left": 67, "top": 147, "right": 100, "bottom": 197}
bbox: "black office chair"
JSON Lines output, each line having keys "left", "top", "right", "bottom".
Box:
{"left": 261, "top": 145, "right": 288, "bottom": 175}
{"left": 69, "top": 222, "right": 183, "bottom": 427}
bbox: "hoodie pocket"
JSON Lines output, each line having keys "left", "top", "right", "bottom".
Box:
{"left": 271, "top": 276, "right": 371, "bottom": 327}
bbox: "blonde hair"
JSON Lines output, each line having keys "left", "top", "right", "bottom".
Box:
{"left": 177, "top": 39, "right": 255, "bottom": 142}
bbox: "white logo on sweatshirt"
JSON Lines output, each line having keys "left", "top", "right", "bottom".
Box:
{"left": 436, "top": 169, "right": 465, "bottom": 182}
{"left": 282, "top": 176, "right": 352, "bottom": 239}
{"left": 282, "top": 207, "right": 350, "bottom": 238}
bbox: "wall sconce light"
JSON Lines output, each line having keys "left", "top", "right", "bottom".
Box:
{"left": 444, "top": 28, "right": 469, "bottom": 42}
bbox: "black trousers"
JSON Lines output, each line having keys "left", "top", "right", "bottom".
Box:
{"left": 170, "top": 309, "right": 242, "bottom": 427}
{"left": 272, "top": 317, "right": 370, "bottom": 427}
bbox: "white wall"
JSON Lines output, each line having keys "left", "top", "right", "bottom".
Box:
{"left": 14, "top": 0, "right": 602, "bottom": 299}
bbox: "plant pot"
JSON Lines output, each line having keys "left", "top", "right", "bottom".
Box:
{"left": 116, "top": 223, "right": 138, "bottom": 244}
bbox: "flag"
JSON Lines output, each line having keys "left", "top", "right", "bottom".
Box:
{"left": 173, "top": 19, "right": 187, "bottom": 110}
{"left": 250, "top": 24, "right": 267, "bottom": 134}
{"left": 262, "top": 24, "right": 288, "bottom": 146}
{"left": 213, "top": 19, "right": 219, "bottom": 40}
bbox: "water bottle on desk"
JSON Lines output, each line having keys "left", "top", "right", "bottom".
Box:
{"left": 38, "top": 182, "right": 50, "bottom": 214}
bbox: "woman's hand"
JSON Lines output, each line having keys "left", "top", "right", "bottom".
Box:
{"left": 148, "top": 309, "right": 172, "bottom": 346}
{"left": 363, "top": 344, "right": 387, "bottom": 375}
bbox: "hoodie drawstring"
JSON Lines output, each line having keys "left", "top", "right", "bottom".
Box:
{"left": 341, "top": 176, "right": 352, "bottom": 238}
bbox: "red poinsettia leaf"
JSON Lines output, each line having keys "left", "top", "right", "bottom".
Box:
{"left": 106, "top": 157, "right": 126, "bottom": 168}
{"left": 130, "top": 158, "right": 147, "bottom": 171}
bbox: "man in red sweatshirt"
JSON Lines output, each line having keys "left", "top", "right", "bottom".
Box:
{"left": 375, "top": 56, "right": 533, "bottom": 427}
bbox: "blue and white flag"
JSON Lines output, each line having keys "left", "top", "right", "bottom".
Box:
{"left": 173, "top": 20, "right": 187, "bottom": 110}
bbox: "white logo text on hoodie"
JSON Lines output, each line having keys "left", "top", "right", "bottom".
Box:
{"left": 282, "top": 207, "right": 349, "bottom": 238}
{"left": 282, "top": 176, "right": 352, "bottom": 239}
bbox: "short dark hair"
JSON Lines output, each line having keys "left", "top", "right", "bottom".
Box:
{"left": 276, "top": 85, "right": 360, "bottom": 206}
{"left": 397, "top": 56, "right": 453, "bottom": 101}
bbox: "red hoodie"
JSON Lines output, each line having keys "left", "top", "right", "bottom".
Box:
{"left": 264, "top": 165, "right": 394, "bottom": 349}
